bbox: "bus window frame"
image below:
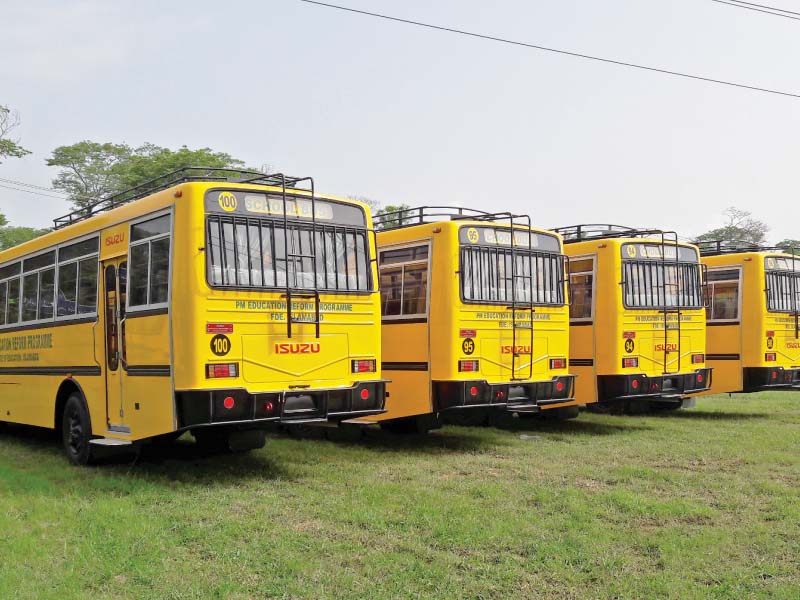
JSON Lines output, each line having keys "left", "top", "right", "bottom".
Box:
{"left": 54, "top": 232, "right": 100, "bottom": 323}
{"left": 705, "top": 266, "right": 742, "bottom": 324}
{"left": 126, "top": 209, "right": 173, "bottom": 315}
{"left": 620, "top": 257, "right": 705, "bottom": 311}
{"left": 378, "top": 240, "right": 432, "bottom": 322}
{"left": 458, "top": 242, "right": 567, "bottom": 307}
{"left": 0, "top": 233, "right": 100, "bottom": 331}
{"left": 568, "top": 254, "right": 596, "bottom": 323}
{"left": 764, "top": 256, "right": 799, "bottom": 315}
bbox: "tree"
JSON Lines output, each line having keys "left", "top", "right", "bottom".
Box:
{"left": 693, "top": 207, "right": 769, "bottom": 246}
{"left": 47, "top": 142, "right": 246, "bottom": 209}
{"left": 776, "top": 239, "right": 800, "bottom": 256}
{"left": 0, "top": 212, "right": 49, "bottom": 251}
{"left": 374, "top": 204, "right": 413, "bottom": 230}
{"left": 0, "top": 105, "right": 32, "bottom": 163}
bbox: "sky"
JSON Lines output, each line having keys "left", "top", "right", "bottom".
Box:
{"left": 1, "top": 0, "right": 798, "bottom": 242}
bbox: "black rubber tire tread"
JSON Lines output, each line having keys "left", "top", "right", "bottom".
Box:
{"left": 62, "top": 393, "right": 94, "bottom": 466}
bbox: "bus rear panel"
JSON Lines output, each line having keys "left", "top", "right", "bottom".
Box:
{"left": 369, "top": 210, "right": 576, "bottom": 431}
{"left": 560, "top": 226, "right": 711, "bottom": 410}
{"left": 702, "top": 247, "right": 800, "bottom": 394}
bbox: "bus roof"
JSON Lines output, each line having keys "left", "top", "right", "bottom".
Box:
{"left": 373, "top": 206, "right": 553, "bottom": 235}
{"left": 697, "top": 240, "right": 799, "bottom": 258}
{"left": 52, "top": 166, "right": 320, "bottom": 230}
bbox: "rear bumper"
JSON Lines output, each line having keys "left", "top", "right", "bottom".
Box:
{"left": 743, "top": 367, "right": 800, "bottom": 392}
{"left": 175, "top": 381, "right": 387, "bottom": 429}
{"left": 597, "top": 368, "right": 712, "bottom": 403}
{"left": 432, "top": 375, "right": 576, "bottom": 414}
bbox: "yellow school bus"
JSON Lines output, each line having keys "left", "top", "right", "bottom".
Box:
{"left": 698, "top": 242, "right": 799, "bottom": 392}
{"left": 555, "top": 225, "right": 711, "bottom": 411}
{"left": 0, "top": 168, "right": 385, "bottom": 464}
{"left": 350, "top": 207, "right": 576, "bottom": 433}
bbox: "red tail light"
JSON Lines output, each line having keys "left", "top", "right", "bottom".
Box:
{"left": 352, "top": 359, "right": 377, "bottom": 373}
{"left": 631, "top": 379, "right": 640, "bottom": 389}
{"left": 459, "top": 360, "right": 479, "bottom": 372}
{"left": 555, "top": 381, "right": 564, "bottom": 392}
{"left": 360, "top": 389, "right": 370, "bottom": 400}
{"left": 469, "top": 386, "right": 479, "bottom": 397}
{"left": 692, "top": 354, "right": 705, "bottom": 364}
{"left": 550, "top": 358, "right": 567, "bottom": 370}
{"left": 222, "top": 396, "right": 235, "bottom": 409}
{"left": 765, "top": 353, "right": 777, "bottom": 362}
{"left": 697, "top": 373, "right": 704, "bottom": 383}
{"left": 622, "top": 357, "right": 639, "bottom": 368}
{"left": 206, "top": 363, "right": 239, "bottom": 378}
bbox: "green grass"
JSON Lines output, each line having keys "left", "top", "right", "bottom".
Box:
{"left": 1, "top": 393, "right": 799, "bottom": 599}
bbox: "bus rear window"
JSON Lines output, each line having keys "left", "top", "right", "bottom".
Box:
{"left": 206, "top": 215, "right": 372, "bottom": 293}
{"left": 460, "top": 246, "right": 565, "bottom": 306}
{"left": 765, "top": 270, "right": 799, "bottom": 314}
{"left": 622, "top": 261, "right": 704, "bottom": 309}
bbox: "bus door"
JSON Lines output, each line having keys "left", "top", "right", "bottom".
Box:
{"left": 103, "top": 258, "right": 129, "bottom": 432}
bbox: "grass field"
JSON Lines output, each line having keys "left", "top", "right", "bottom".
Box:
{"left": 0, "top": 392, "right": 798, "bottom": 599}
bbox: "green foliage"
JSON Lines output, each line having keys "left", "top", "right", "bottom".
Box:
{"left": 776, "top": 239, "right": 800, "bottom": 255}
{"left": 0, "top": 212, "right": 49, "bottom": 251}
{"left": 375, "top": 203, "right": 413, "bottom": 229}
{"left": 47, "top": 141, "right": 246, "bottom": 209}
{"left": 694, "top": 207, "right": 769, "bottom": 246}
{"left": 0, "top": 105, "right": 32, "bottom": 163}
{"left": 0, "top": 393, "right": 798, "bottom": 597}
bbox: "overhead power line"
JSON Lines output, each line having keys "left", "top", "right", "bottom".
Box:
{"left": 710, "top": 0, "right": 800, "bottom": 20}
{"left": 717, "top": 0, "right": 800, "bottom": 17}
{"left": 0, "top": 177, "right": 99, "bottom": 203}
{"left": 0, "top": 182, "right": 69, "bottom": 201}
{"left": 297, "top": 0, "right": 800, "bottom": 99}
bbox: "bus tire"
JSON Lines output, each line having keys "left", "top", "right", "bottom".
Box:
{"left": 62, "top": 393, "right": 94, "bottom": 465}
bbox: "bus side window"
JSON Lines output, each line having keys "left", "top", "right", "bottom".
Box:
{"left": 0, "top": 280, "right": 6, "bottom": 326}
{"left": 706, "top": 269, "right": 740, "bottom": 321}
{"left": 128, "top": 214, "right": 171, "bottom": 309}
{"left": 568, "top": 258, "right": 594, "bottom": 321}
{"left": 379, "top": 244, "right": 430, "bottom": 319}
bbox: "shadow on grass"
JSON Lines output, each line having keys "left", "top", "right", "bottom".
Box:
{"left": 274, "top": 424, "right": 495, "bottom": 454}
{"left": 487, "top": 415, "right": 654, "bottom": 436}
{"left": 651, "top": 410, "right": 772, "bottom": 421}
{"left": 0, "top": 423, "right": 290, "bottom": 484}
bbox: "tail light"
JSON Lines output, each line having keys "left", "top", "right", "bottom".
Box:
{"left": 459, "top": 360, "right": 479, "bottom": 372}
{"left": 692, "top": 354, "right": 705, "bottom": 364}
{"left": 206, "top": 363, "right": 239, "bottom": 378}
{"left": 550, "top": 358, "right": 567, "bottom": 370}
{"left": 469, "top": 386, "right": 479, "bottom": 397}
{"left": 352, "top": 359, "right": 377, "bottom": 373}
{"left": 631, "top": 379, "right": 640, "bottom": 389}
{"left": 765, "top": 353, "right": 777, "bottom": 362}
{"left": 622, "top": 357, "right": 639, "bottom": 368}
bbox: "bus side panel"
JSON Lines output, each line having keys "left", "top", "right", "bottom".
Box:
{"left": 123, "top": 313, "right": 173, "bottom": 439}
{"left": 0, "top": 322, "right": 102, "bottom": 429}
{"left": 570, "top": 323, "right": 596, "bottom": 404}
{"left": 379, "top": 322, "right": 431, "bottom": 421}
{"left": 706, "top": 324, "right": 743, "bottom": 395}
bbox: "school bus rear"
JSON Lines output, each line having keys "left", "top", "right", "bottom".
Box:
{"left": 371, "top": 218, "right": 575, "bottom": 428}
{"left": 170, "top": 183, "right": 387, "bottom": 430}
{"left": 564, "top": 236, "right": 711, "bottom": 408}
{"left": 703, "top": 251, "right": 800, "bottom": 392}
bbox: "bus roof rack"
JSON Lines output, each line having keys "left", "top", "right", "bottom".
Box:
{"left": 372, "top": 206, "right": 530, "bottom": 231}
{"left": 553, "top": 224, "right": 676, "bottom": 243}
{"left": 52, "top": 166, "right": 310, "bottom": 230}
{"left": 697, "top": 240, "right": 799, "bottom": 257}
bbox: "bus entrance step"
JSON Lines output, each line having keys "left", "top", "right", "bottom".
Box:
{"left": 90, "top": 438, "right": 133, "bottom": 447}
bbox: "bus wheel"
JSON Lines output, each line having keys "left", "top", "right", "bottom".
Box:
{"left": 62, "top": 394, "right": 94, "bottom": 466}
